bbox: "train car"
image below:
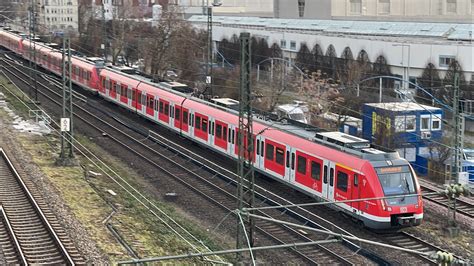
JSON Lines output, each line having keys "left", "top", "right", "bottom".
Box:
{"left": 0, "top": 29, "right": 423, "bottom": 229}
{"left": 0, "top": 29, "right": 24, "bottom": 55}
{"left": 0, "top": 29, "right": 101, "bottom": 92}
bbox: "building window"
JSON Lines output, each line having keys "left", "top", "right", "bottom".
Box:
{"left": 439, "top": 55, "right": 455, "bottom": 67}
{"left": 290, "top": 41, "right": 296, "bottom": 50}
{"left": 420, "top": 115, "right": 430, "bottom": 131}
{"left": 395, "top": 115, "right": 406, "bottom": 132}
{"left": 447, "top": 0, "right": 457, "bottom": 13}
{"left": 298, "top": 0, "right": 305, "bottom": 18}
{"left": 406, "top": 115, "right": 416, "bottom": 131}
{"left": 432, "top": 116, "right": 441, "bottom": 130}
{"left": 378, "top": 0, "right": 390, "bottom": 14}
{"left": 350, "top": 0, "right": 362, "bottom": 14}
{"left": 280, "top": 40, "right": 286, "bottom": 49}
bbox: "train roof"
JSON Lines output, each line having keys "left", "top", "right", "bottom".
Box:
{"left": 365, "top": 102, "right": 442, "bottom": 112}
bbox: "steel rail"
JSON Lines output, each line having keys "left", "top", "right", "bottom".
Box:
{"left": 420, "top": 185, "right": 474, "bottom": 219}
{"left": 0, "top": 148, "right": 75, "bottom": 265}
{"left": 0, "top": 205, "right": 26, "bottom": 265}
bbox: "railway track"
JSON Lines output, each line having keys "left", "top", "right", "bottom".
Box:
{"left": 0, "top": 52, "right": 377, "bottom": 265}
{"left": 421, "top": 185, "right": 474, "bottom": 219}
{"left": 382, "top": 231, "right": 465, "bottom": 264}
{"left": 0, "top": 148, "right": 83, "bottom": 264}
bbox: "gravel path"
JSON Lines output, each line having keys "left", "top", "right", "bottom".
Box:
{"left": 0, "top": 112, "right": 107, "bottom": 263}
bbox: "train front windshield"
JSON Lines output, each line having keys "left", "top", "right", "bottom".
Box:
{"left": 376, "top": 166, "right": 416, "bottom": 196}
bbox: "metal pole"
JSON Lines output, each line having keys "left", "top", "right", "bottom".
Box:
{"left": 256, "top": 64, "right": 260, "bottom": 82}
{"left": 60, "top": 36, "right": 66, "bottom": 158}
{"left": 237, "top": 32, "right": 254, "bottom": 263}
{"left": 102, "top": 0, "right": 107, "bottom": 63}
{"left": 67, "top": 37, "right": 74, "bottom": 158}
{"left": 379, "top": 77, "right": 382, "bottom": 103}
{"left": 452, "top": 73, "right": 461, "bottom": 183}
{"left": 206, "top": 6, "right": 213, "bottom": 97}
{"left": 270, "top": 58, "right": 273, "bottom": 80}
{"left": 357, "top": 83, "right": 360, "bottom": 97}
{"left": 32, "top": 0, "right": 38, "bottom": 102}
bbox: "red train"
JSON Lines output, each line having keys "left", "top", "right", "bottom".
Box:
{"left": 0, "top": 29, "right": 423, "bottom": 229}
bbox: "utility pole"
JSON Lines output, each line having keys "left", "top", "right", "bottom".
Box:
{"left": 236, "top": 32, "right": 255, "bottom": 263}
{"left": 205, "top": 5, "right": 213, "bottom": 97}
{"left": 32, "top": 0, "right": 38, "bottom": 102}
{"left": 452, "top": 73, "right": 463, "bottom": 184}
{"left": 101, "top": 0, "right": 107, "bottom": 63}
{"left": 445, "top": 72, "right": 463, "bottom": 238}
{"left": 58, "top": 36, "right": 75, "bottom": 164}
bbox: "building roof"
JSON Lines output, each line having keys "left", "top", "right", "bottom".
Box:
{"left": 189, "top": 15, "right": 474, "bottom": 41}
{"left": 365, "top": 102, "right": 442, "bottom": 112}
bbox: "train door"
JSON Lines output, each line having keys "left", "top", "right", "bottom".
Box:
{"left": 285, "top": 147, "right": 296, "bottom": 182}
{"left": 322, "top": 161, "right": 336, "bottom": 201}
{"left": 327, "top": 162, "right": 336, "bottom": 201}
{"left": 351, "top": 173, "right": 360, "bottom": 211}
{"left": 169, "top": 104, "right": 175, "bottom": 128}
{"left": 228, "top": 125, "right": 236, "bottom": 157}
{"left": 188, "top": 111, "right": 194, "bottom": 138}
{"left": 255, "top": 136, "right": 264, "bottom": 170}
{"left": 208, "top": 118, "right": 214, "bottom": 147}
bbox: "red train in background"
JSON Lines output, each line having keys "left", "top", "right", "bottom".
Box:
{"left": 0, "top": 28, "right": 423, "bottom": 230}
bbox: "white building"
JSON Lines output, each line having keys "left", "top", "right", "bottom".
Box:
{"left": 275, "top": 0, "right": 474, "bottom": 23}
{"left": 170, "top": 0, "right": 274, "bottom": 18}
{"left": 190, "top": 15, "right": 474, "bottom": 86}
{"left": 37, "top": 0, "right": 79, "bottom": 33}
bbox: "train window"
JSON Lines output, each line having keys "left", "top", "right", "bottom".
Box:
{"left": 169, "top": 106, "right": 173, "bottom": 118}
{"left": 101, "top": 77, "right": 106, "bottom": 88}
{"left": 105, "top": 79, "right": 110, "bottom": 89}
{"left": 208, "top": 121, "right": 212, "bottom": 134}
{"left": 311, "top": 161, "right": 321, "bottom": 180}
{"left": 121, "top": 85, "right": 127, "bottom": 96}
{"left": 337, "top": 171, "right": 348, "bottom": 192}
{"left": 154, "top": 100, "right": 159, "bottom": 111}
{"left": 165, "top": 103, "right": 169, "bottom": 115}
{"left": 183, "top": 111, "right": 188, "bottom": 124}
{"left": 127, "top": 88, "right": 132, "bottom": 99}
{"left": 175, "top": 108, "right": 180, "bottom": 120}
{"left": 286, "top": 151, "right": 290, "bottom": 167}
{"left": 147, "top": 97, "right": 154, "bottom": 108}
{"left": 216, "top": 124, "right": 222, "bottom": 138}
{"left": 202, "top": 119, "right": 208, "bottom": 132}
{"left": 195, "top": 116, "right": 201, "bottom": 129}
{"left": 261, "top": 142, "right": 264, "bottom": 156}
{"left": 354, "top": 174, "right": 358, "bottom": 187}
{"left": 228, "top": 128, "right": 231, "bottom": 143}
{"left": 159, "top": 101, "right": 164, "bottom": 113}
{"left": 265, "top": 143, "right": 274, "bottom": 160}
{"left": 191, "top": 114, "right": 194, "bottom": 126}
{"left": 297, "top": 155, "right": 306, "bottom": 174}
{"left": 256, "top": 140, "right": 260, "bottom": 155}
{"left": 323, "top": 165, "right": 328, "bottom": 184}
{"left": 291, "top": 153, "right": 295, "bottom": 170}
{"left": 142, "top": 94, "right": 147, "bottom": 105}
{"left": 275, "top": 147, "right": 284, "bottom": 165}
{"left": 223, "top": 126, "right": 227, "bottom": 141}
{"left": 232, "top": 130, "right": 235, "bottom": 144}
{"left": 330, "top": 168, "right": 334, "bottom": 186}
{"left": 211, "top": 122, "right": 215, "bottom": 135}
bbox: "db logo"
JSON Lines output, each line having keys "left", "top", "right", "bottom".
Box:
{"left": 400, "top": 207, "right": 408, "bottom": 213}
